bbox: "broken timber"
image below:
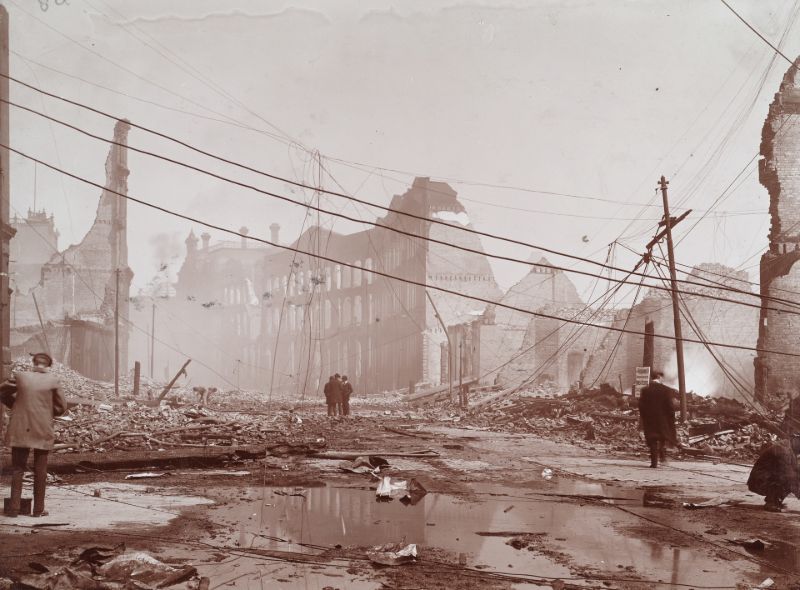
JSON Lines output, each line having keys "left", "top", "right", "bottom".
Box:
{"left": 406, "top": 378, "right": 478, "bottom": 407}
{"left": 311, "top": 450, "right": 440, "bottom": 460}
{"left": 467, "top": 386, "right": 518, "bottom": 413}
{"left": 144, "top": 359, "right": 191, "bottom": 407}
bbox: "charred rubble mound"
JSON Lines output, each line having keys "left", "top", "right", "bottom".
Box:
{"left": 462, "top": 387, "right": 779, "bottom": 461}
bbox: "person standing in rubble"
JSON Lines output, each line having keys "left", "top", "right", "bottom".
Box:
{"left": 340, "top": 375, "right": 353, "bottom": 416}
{"left": 323, "top": 375, "right": 341, "bottom": 417}
{"left": 637, "top": 371, "right": 678, "bottom": 468}
{"left": 2, "top": 353, "right": 67, "bottom": 517}
{"left": 333, "top": 373, "right": 344, "bottom": 416}
{"left": 747, "top": 435, "right": 800, "bottom": 512}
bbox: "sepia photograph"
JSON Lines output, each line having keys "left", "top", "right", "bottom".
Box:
{"left": 1, "top": 0, "right": 800, "bottom": 588}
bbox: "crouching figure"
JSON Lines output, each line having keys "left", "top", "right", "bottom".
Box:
{"left": 747, "top": 435, "right": 800, "bottom": 512}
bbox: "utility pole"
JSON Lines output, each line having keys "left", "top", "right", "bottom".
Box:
{"left": 31, "top": 291, "right": 50, "bottom": 357}
{"left": 0, "top": 6, "right": 15, "bottom": 383}
{"left": 458, "top": 338, "right": 465, "bottom": 409}
{"left": 150, "top": 302, "right": 155, "bottom": 379}
{"left": 658, "top": 176, "right": 687, "bottom": 422}
{"left": 114, "top": 267, "right": 120, "bottom": 397}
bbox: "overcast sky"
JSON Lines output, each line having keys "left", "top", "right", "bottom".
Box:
{"left": 6, "top": 0, "right": 798, "bottom": 301}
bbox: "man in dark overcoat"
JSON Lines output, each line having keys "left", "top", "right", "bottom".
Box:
{"left": 638, "top": 371, "right": 678, "bottom": 468}
{"left": 340, "top": 375, "right": 353, "bottom": 416}
{"left": 323, "top": 375, "right": 341, "bottom": 417}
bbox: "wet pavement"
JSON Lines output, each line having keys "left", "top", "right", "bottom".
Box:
{"left": 199, "top": 478, "right": 764, "bottom": 589}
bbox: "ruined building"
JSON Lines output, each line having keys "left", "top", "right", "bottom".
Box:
{"left": 10, "top": 120, "right": 133, "bottom": 381}
{"left": 158, "top": 173, "right": 760, "bottom": 397}
{"left": 11, "top": 209, "right": 59, "bottom": 295}
{"left": 161, "top": 177, "right": 503, "bottom": 393}
{"left": 755, "top": 56, "right": 800, "bottom": 403}
{"left": 581, "top": 264, "right": 757, "bottom": 397}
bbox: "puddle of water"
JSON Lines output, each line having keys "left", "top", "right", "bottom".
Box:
{"left": 741, "top": 538, "right": 799, "bottom": 573}
{"left": 201, "top": 481, "right": 757, "bottom": 588}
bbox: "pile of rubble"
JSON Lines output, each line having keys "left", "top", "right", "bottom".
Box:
{"left": 462, "top": 387, "right": 779, "bottom": 461}
{"left": 48, "top": 399, "right": 356, "bottom": 454}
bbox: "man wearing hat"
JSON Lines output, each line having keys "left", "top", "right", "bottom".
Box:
{"left": 2, "top": 353, "right": 67, "bottom": 517}
{"left": 637, "top": 370, "right": 678, "bottom": 468}
{"left": 747, "top": 434, "right": 800, "bottom": 512}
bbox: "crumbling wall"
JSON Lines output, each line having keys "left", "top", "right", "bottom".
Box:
{"left": 485, "top": 257, "right": 584, "bottom": 387}
{"left": 755, "top": 56, "right": 800, "bottom": 403}
{"left": 584, "top": 265, "right": 757, "bottom": 398}
{"left": 10, "top": 120, "right": 133, "bottom": 380}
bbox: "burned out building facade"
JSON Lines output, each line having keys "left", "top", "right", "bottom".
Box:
{"left": 581, "top": 264, "right": 758, "bottom": 397}
{"left": 162, "top": 178, "right": 503, "bottom": 393}
{"left": 755, "top": 56, "right": 800, "bottom": 403}
{"left": 9, "top": 120, "right": 133, "bottom": 381}
{"left": 256, "top": 177, "right": 503, "bottom": 395}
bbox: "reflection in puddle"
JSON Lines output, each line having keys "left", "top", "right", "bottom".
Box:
{"left": 202, "top": 482, "right": 758, "bottom": 588}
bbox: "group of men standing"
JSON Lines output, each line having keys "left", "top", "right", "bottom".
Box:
{"left": 323, "top": 374, "right": 353, "bottom": 416}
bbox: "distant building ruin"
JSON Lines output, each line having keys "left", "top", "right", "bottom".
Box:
{"left": 158, "top": 177, "right": 503, "bottom": 393}
{"left": 152, "top": 175, "right": 758, "bottom": 398}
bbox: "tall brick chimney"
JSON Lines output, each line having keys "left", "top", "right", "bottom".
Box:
{"left": 201, "top": 232, "right": 210, "bottom": 251}
{"left": 240, "top": 226, "right": 249, "bottom": 249}
{"left": 270, "top": 223, "right": 280, "bottom": 245}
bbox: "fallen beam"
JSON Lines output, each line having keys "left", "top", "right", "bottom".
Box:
{"left": 406, "top": 378, "right": 478, "bottom": 406}
{"left": 467, "top": 386, "right": 518, "bottom": 413}
{"left": 688, "top": 429, "right": 735, "bottom": 445}
{"left": 311, "top": 450, "right": 440, "bottom": 460}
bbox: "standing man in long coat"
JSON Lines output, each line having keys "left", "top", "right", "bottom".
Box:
{"left": 340, "top": 375, "right": 353, "bottom": 416}
{"left": 2, "top": 353, "right": 67, "bottom": 517}
{"left": 638, "top": 371, "right": 678, "bottom": 468}
{"left": 323, "top": 375, "right": 341, "bottom": 417}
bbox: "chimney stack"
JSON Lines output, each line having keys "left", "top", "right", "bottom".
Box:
{"left": 185, "top": 230, "right": 198, "bottom": 256}
{"left": 270, "top": 223, "right": 280, "bottom": 244}
{"left": 201, "top": 232, "right": 211, "bottom": 251}
{"left": 240, "top": 226, "right": 249, "bottom": 249}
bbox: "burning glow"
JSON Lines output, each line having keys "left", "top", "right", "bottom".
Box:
{"left": 662, "top": 348, "right": 723, "bottom": 398}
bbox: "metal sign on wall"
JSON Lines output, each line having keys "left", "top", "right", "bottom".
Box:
{"left": 633, "top": 367, "right": 651, "bottom": 398}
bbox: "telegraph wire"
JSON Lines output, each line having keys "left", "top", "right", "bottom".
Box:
{"left": 719, "top": 0, "right": 800, "bottom": 74}
{"left": 4, "top": 0, "right": 288, "bottom": 143}
{"left": 11, "top": 51, "right": 262, "bottom": 133}
{"left": 473, "top": 259, "right": 671, "bottom": 392}
{"left": 10, "top": 205, "right": 236, "bottom": 388}
{"left": 650, "top": 256, "right": 783, "bottom": 435}
{"left": 9, "top": 145, "right": 800, "bottom": 359}
{"left": 0, "top": 73, "right": 761, "bottom": 300}
{"left": 8, "top": 53, "right": 699, "bottom": 219}
{"left": 588, "top": 264, "right": 650, "bottom": 389}
{"left": 614, "top": 1, "right": 798, "bottom": 250}
{"left": 10, "top": 97, "right": 800, "bottom": 317}
{"left": 82, "top": 0, "right": 297, "bottom": 146}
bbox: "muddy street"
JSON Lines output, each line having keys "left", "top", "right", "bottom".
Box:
{"left": 2, "top": 408, "right": 799, "bottom": 590}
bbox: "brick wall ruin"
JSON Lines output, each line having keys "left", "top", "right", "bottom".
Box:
{"left": 583, "top": 264, "right": 757, "bottom": 397}
{"left": 755, "top": 56, "right": 800, "bottom": 403}
{"left": 10, "top": 120, "right": 133, "bottom": 380}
